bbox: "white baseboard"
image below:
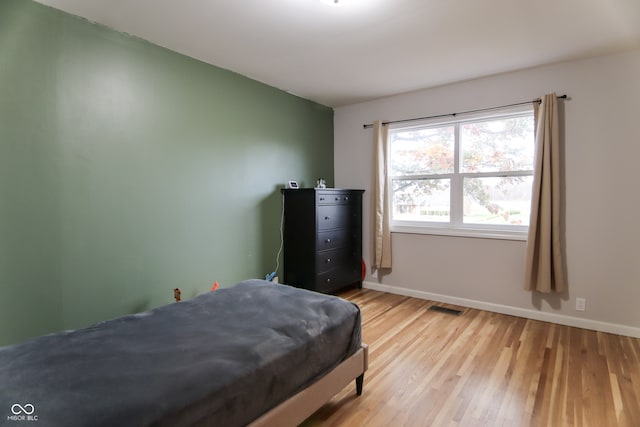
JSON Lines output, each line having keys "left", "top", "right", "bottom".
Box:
{"left": 363, "top": 281, "right": 640, "bottom": 338}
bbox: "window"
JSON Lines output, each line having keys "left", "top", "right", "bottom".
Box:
{"left": 389, "top": 106, "right": 535, "bottom": 240}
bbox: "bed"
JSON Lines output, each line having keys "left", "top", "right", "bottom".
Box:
{"left": 0, "top": 279, "right": 367, "bottom": 426}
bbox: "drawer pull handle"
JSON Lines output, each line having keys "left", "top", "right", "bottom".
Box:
{"left": 326, "top": 278, "right": 332, "bottom": 283}
{"left": 325, "top": 216, "right": 331, "bottom": 220}
{"left": 326, "top": 238, "right": 331, "bottom": 243}
{"left": 326, "top": 258, "right": 331, "bottom": 263}
{"left": 344, "top": 196, "right": 349, "bottom": 201}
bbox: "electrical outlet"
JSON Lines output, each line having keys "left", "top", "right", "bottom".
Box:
{"left": 575, "top": 297, "right": 586, "bottom": 312}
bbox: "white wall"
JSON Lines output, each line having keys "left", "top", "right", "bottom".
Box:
{"left": 334, "top": 49, "right": 640, "bottom": 336}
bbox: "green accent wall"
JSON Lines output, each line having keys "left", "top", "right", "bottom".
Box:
{"left": 0, "top": 0, "right": 334, "bottom": 346}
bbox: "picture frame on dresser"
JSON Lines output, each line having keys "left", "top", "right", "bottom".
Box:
{"left": 281, "top": 188, "right": 364, "bottom": 294}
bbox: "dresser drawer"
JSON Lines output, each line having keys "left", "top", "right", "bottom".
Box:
{"left": 316, "top": 248, "right": 351, "bottom": 274}
{"left": 317, "top": 230, "right": 351, "bottom": 251}
{"left": 315, "top": 266, "right": 361, "bottom": 293}
{"left": 317, "top": 205, "right": 353, "bottom": 230}
{"left": 317, "top": 192, "right": 355, "bottom": 205}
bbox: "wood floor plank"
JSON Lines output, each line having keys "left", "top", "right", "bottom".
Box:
{"left": 302, "top": 289, "right": 640, "bottom": 427}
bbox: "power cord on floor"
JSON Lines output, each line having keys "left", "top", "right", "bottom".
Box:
{"left": 265, "top": 193, "right": 285, "bottom": 282}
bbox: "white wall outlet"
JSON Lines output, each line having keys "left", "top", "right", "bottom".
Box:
{"left": 575, "top": 297, "right": 586, "bottom": 312}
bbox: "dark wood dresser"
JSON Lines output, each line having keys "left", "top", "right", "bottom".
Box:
{"left": 281, "top": 188, "right": 364, "bottom": 294}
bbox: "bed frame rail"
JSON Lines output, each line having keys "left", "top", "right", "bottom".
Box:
{"left": 249, "top": 343, "right": 368, "bottom": 427}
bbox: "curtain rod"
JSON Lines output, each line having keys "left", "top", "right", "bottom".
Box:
{"left": 362, "top": 94, "right": 568, "bottom": 129}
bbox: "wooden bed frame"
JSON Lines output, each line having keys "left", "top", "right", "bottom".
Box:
{"left": 250, "top": 343, "right": 369, "bottom": 427}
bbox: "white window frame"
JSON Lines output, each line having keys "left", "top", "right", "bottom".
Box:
{"left": 388, "top": 105, "right": 534, "bottom": 241}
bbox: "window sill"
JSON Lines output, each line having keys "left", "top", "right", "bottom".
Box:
{"left": 391, "top": 224, "right": 528, "bottom": 241}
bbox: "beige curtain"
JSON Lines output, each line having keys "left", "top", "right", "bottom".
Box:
{"left": 373, "top": 120, "right": 392, "bottom": 269}
{"left": 524, "top": 93, "right": 566, "bottom": 293}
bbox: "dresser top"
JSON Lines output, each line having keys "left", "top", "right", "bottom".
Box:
{"left": 281, "top": 188, "right": 364, "bottom": 193}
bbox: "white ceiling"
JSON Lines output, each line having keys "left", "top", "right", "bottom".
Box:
{"left": 34, "top": 0, "right": 640, "bottom": 107}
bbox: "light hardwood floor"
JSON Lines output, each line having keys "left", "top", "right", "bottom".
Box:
{"left": 302, "top": 289, "right": 640, "bottom": 427}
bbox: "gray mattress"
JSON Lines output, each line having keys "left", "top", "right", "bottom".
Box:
{"left": 0, "top": 279, "right": 362, "bottom": 427}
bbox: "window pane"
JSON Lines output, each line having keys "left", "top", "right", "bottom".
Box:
{"left": 390, "top": 126, "right": 454, "bottom": 176}
{"left": 463, "top": 176, "right": 533, "bottom": 225}
{"left": 460, "top": 116, "right": 534, "bottom": 173}
{"left": 392, "top": 178, "right": 450, "bottom": 222}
